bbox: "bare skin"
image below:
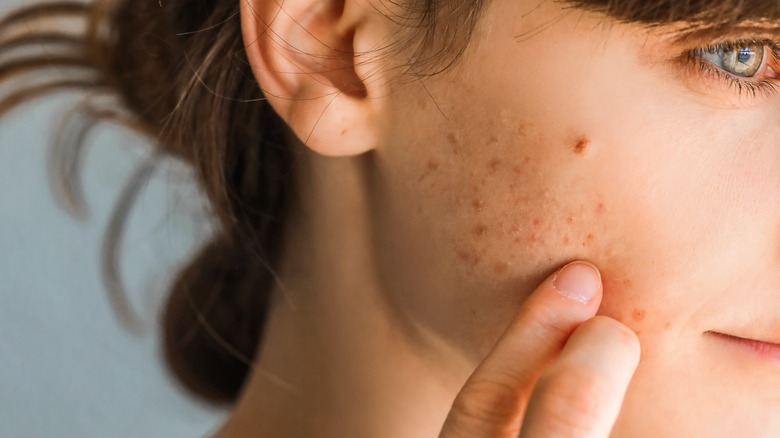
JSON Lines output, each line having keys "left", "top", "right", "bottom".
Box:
{"left": 214, "top": 0, "right": 780, "bottom": 436}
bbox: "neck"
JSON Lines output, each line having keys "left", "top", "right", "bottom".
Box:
{"left": 214, "top": 146, "right": 467, "bottom": 438}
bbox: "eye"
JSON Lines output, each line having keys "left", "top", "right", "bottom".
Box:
{"left": 686, "top": 39, "right": 780, "bottom": 99}
{"left": 694, "top": 43, "right": 766, "bottom": 77}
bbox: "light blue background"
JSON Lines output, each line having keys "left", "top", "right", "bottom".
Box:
{"left": 0, "top": 1, "right": 228, "bottom": 436}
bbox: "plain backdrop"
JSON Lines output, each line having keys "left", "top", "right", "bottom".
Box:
{"left": 0, "top": 0, "right": 228, "bottom": 436}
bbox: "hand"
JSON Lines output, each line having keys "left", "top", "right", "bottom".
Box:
{"left": 439, "top": 261, "right": 640, "bottom": 438}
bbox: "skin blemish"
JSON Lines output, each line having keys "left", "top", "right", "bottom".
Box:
{"left": 567, "top": 216, "right": 574, "bottom": 224}
{"left": 523, "top": 155, "right": 531, "bottom": 164}
{"left": 632, "top": 309, "right": 646, "bottom": 322}
{"left": 532, "top": 218, "right": 541, "bottom": 226}
{"left": 562, "top": 236, "right": 570, "bottom": 245}
{"left": 456, "top": 249, "right": 481, "bottom": 267}
{"left": 512, "top": 165, "right": 523, "bottom": 174}
{"left": 489, "top": 135, "right": 498, "bottom": 143}
{"left": 494, "top": 262, "right": 509, "bottom": 275}
{"left": 417, "top": 159, "right": 440, "bottom": 182}
{"left": 472, "top": 200, "right": 484, "bottom": 213}
{"left": 473, "top": 224, "right": 488, "bottom": 237}
{"left": 572, "top": 136, "right": 590, "bottom": 154}
{"left": 517, "top": 121, "right": 530, "bottom": 136}
{"left": 448, "top": 133, "right": 461, "bottom": 156}
{"left": 664, "top": 322, "right": 672, "bottom": 329}
{"left": 597, "top": 202, "right": 606, "bottom": 214}
{"left": 488, "top": 158, "right": 501, "bottom": 171}
{"left": 582, "top": 233, "right": 594, "bottom": 246}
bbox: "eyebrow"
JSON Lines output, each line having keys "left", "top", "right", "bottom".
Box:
{"left": 567, "top": 0, "right": 780, "bottom": 26}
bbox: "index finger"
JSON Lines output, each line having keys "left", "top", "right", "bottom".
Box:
{"left": 440, "top": 261, "right": 603, "bottom": 438}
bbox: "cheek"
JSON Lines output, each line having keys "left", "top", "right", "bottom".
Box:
{"left": 433, "top": 129, "right": 613, "bottom": 283}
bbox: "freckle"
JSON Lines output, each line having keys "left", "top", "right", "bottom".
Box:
{"left": 631, "top": 309, "right": 646, "bottom": 322}
{"left": 428, "top": 160, "right": 440, "bottom": 171}
{"left": 488, "top": 158, "right": 501, "bottom": 171}
{"left": 473, "top": 224, "right": 488, "bottom": 237}
{"left": 456, "top": 250, "right": 481, "bottom": 266}
{"left": 494, "top": 262, "right": 509, "bottom": 274}
{"left": 340, "top": 129, "right": 347, "bottom": 135}
{"left": 572, "top": 136, "right": 589, "bottom": 154}
{"left": 664, "top": 322, "right": 672, "bottom": 329}
{"left": 489, "top": 135, "right": 498, "bottom": 143}
{"left": 448, "top": 133, "right": 460, "bottom": 156}
{"left": 472, "top": 200, "right": 484, "bottom": 212}
{"left": 586, "top": 233, "right": 594, "bottom": 241}
{"left": 532, "top": 218, "right": 541, "bottom": 226}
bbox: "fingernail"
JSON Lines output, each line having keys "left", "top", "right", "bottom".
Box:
{"left": 552, "top": 262, "right": 600, "bottom": 304}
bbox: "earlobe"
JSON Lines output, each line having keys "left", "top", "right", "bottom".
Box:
{"left": 240, "top": 0, "right": 384, "bottom": 156}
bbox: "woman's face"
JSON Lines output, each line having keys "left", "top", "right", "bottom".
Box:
{"left": 368, "top": 0, "right": 780, "bottom": 435}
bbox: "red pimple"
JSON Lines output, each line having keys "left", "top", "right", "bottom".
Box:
{"left": 597, "top": 203, "right": 606, "bottom": 213}
{"left": 494, "top": 262, "right": 509, "bottom": 274}
{"left": 632, "top": 309, "right": 646, "bottom": 322}
{"left": 532, "top": 218, "right": 541, "bottom": 226}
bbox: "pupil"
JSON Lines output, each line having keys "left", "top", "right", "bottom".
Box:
{"left": 737, "top": 48, "right": 754, "bottom": 64}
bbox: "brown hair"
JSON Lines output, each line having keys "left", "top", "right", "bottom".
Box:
{"left": 0, "top": 0, "right": 776, "bottom": 405}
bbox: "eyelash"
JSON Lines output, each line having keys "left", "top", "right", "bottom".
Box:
{"left": 687, "top": 38, "right": 780, "bottom": 98}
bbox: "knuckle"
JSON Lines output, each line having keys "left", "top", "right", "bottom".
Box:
{"left": 451, "top": 378, "right": 522, "bottom": 426}
{"left": 528, "top": 305, "right": 574, "bottom": 340}
{"left": 533, "top": 367, "right": 608, "bottom": 434}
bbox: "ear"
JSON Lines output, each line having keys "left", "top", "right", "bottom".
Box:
{"left": 240, "top": 0, "right": 387, "bottom": 156}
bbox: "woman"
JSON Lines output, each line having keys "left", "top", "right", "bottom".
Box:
{"left": 1, "top": 0, "right": 778, "bottom": 435}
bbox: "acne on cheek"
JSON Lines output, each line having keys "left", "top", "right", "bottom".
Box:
{"left": 446, "top": 132, "right": 607, "bottom": 274}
